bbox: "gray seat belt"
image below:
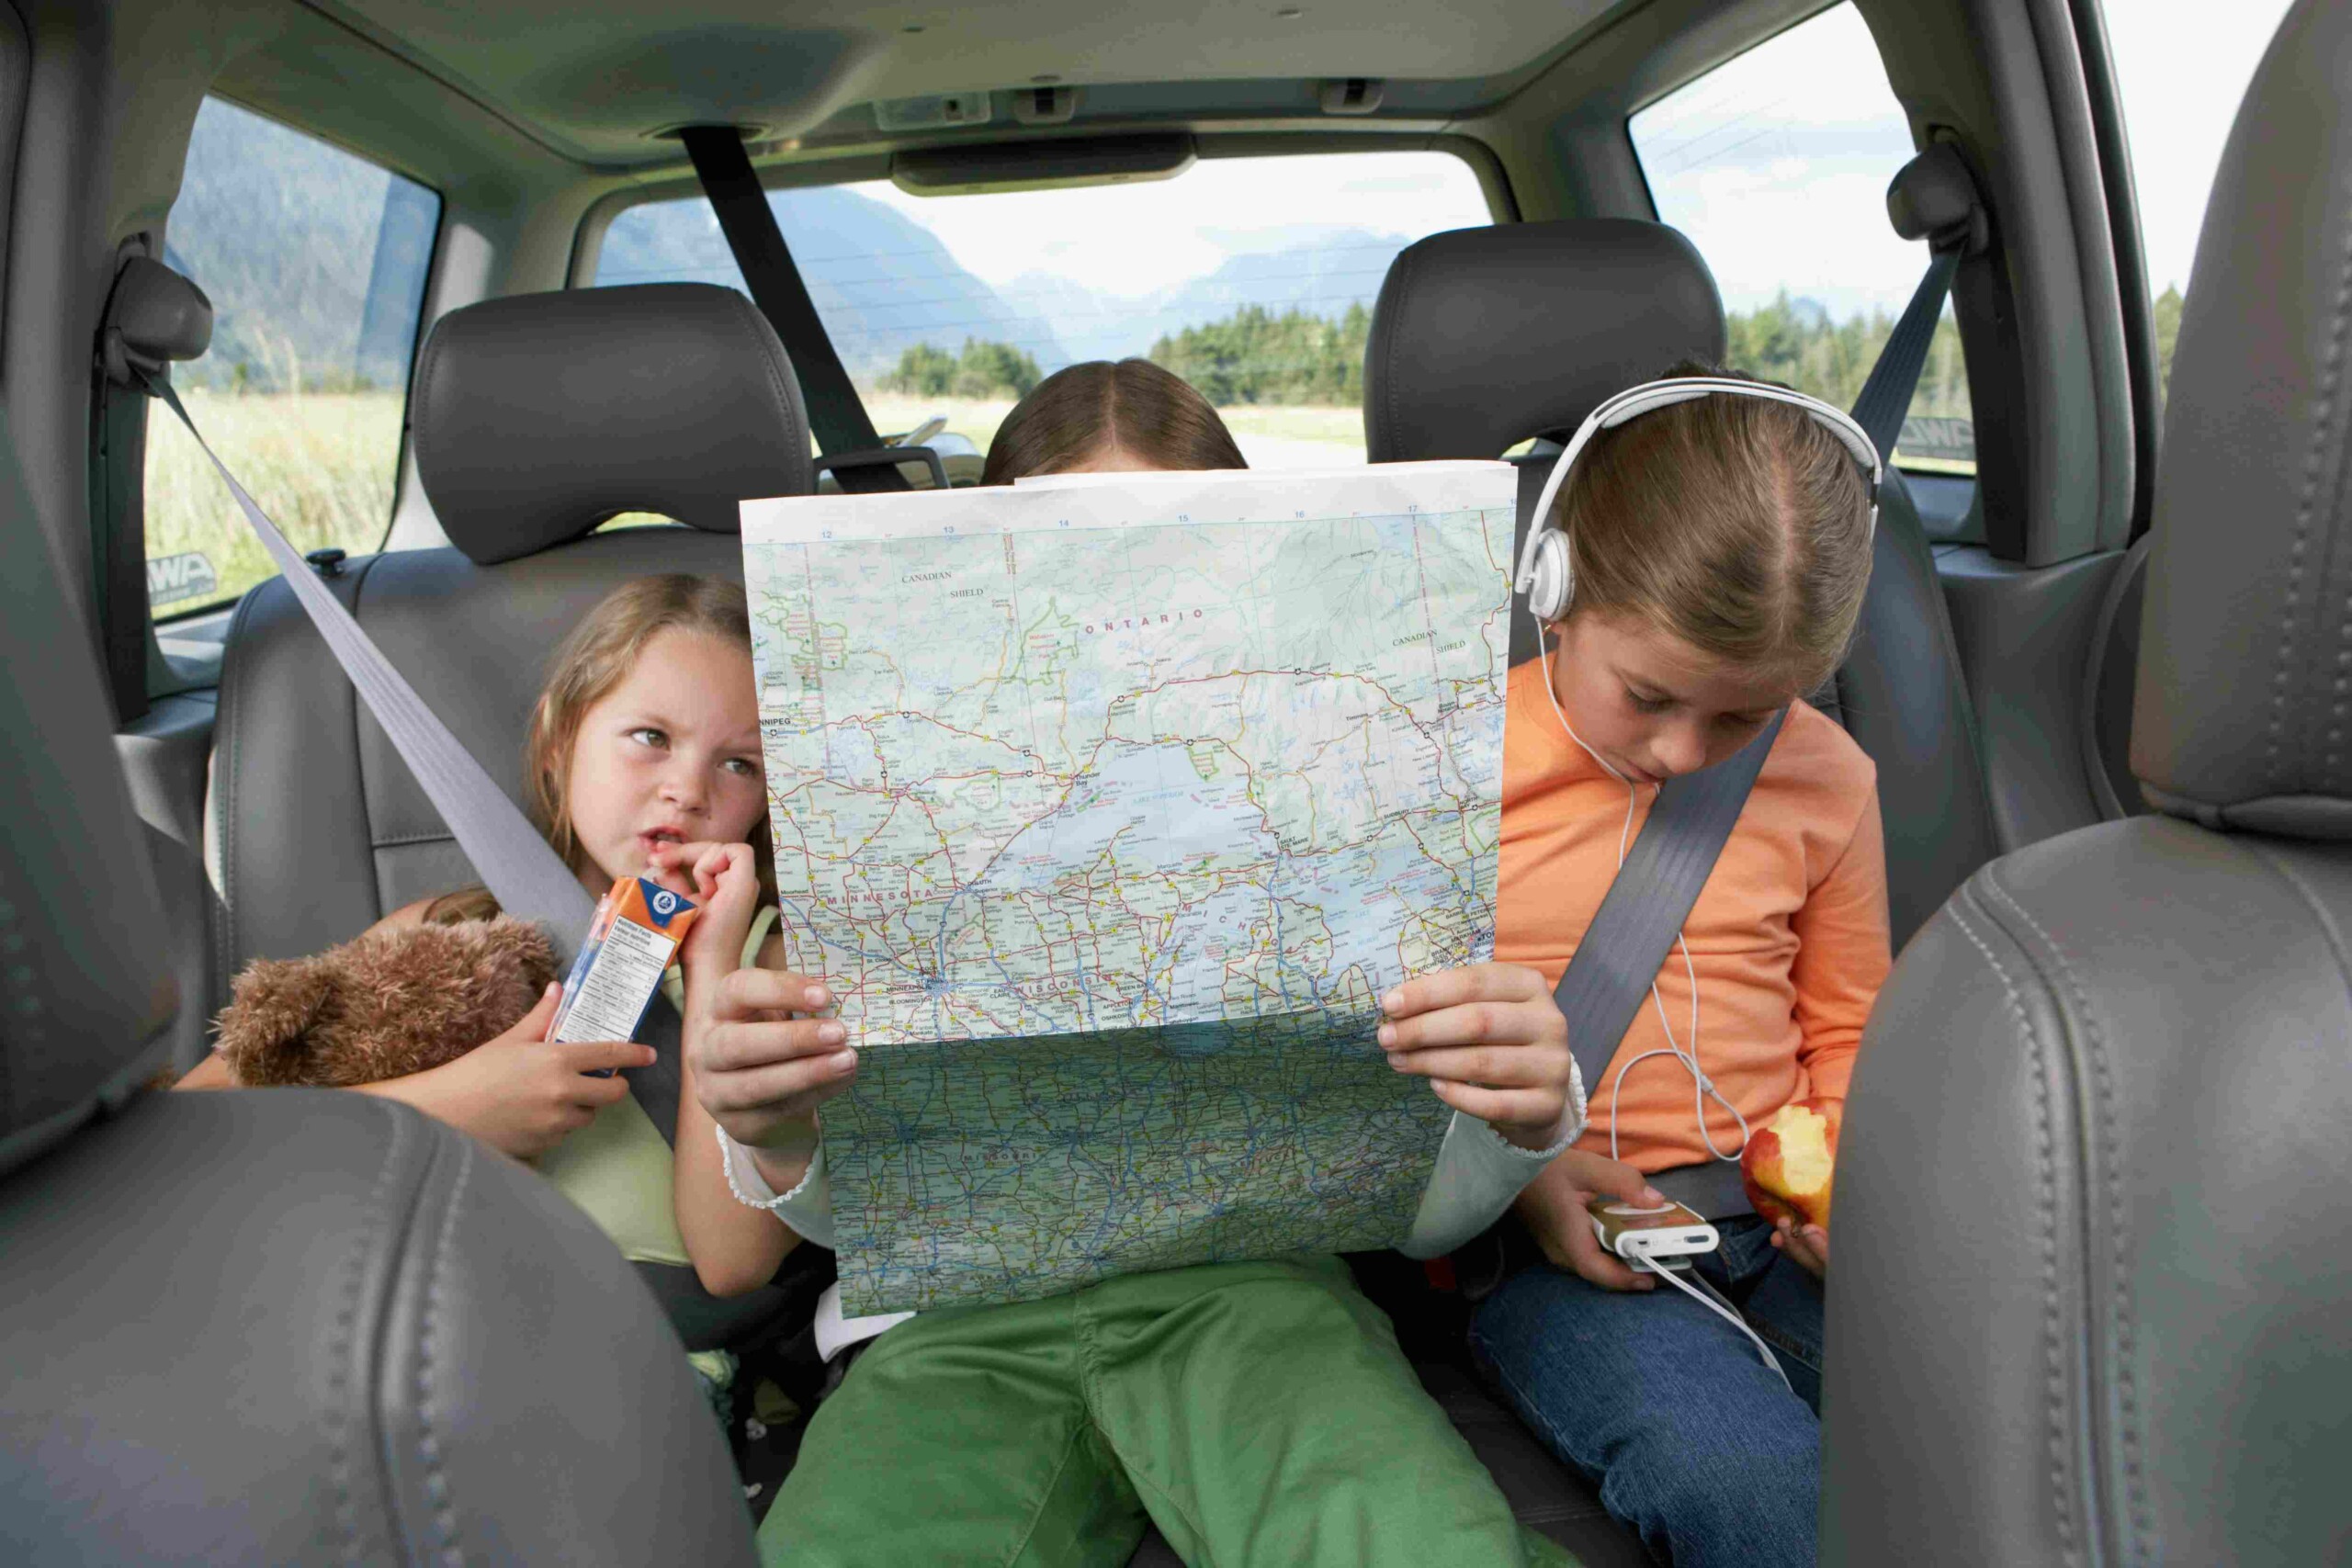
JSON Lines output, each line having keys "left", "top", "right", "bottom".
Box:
{"left": 141, "top": 374, "right": 690, "bottom": 1147}
{"left": 1553, "top": 708, "right": 1785, "bottom": 1221}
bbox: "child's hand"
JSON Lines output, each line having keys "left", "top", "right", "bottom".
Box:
{"left": 1513, "top": 1150, "right": 1670, "bottom": 1292}
{"left": 1377, "top": 962, "right": 1578, "bottom": 1148}
{"left": 1771, "top": 1217, "right": 1829, "bottom": 1278}
{"left": 371, "top": 982, "right": 652, "bottom": 1158}
{"left": 650, "top": 840, "right": 759, "bottom": 982}
{"left": 648, "top": 840, "right": 857, "bottom": 1147}
{"left": 688, "top": 964, "right": 857, "bottom": 1150}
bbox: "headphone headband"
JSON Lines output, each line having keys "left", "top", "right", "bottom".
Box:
{"left": 1510, "top": 378, "right": 1884, "bottom": 599}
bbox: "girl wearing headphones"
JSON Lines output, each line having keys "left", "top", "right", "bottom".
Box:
{"left": 1393, "top": 363, "right": 1889, "bottom": 1568}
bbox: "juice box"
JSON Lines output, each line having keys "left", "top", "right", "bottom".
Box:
{"left": 548, "top": 875, "right": 700, "bottom": 1062}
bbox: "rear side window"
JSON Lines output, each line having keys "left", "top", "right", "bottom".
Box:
{"left": 144, "top": 98, "right": 439, "bottom": 616}
{"left": 589, "top": 151, "right": 1492, "bottom": 468}
{"left": 1627, "top": 5, "right": 1972, "bottom": 477}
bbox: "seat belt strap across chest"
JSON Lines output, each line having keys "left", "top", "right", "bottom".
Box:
{"left": 1549, "top": 710, "right": 1783, "bottom": 1219}
{"left": 143, "top": 374, "right": 689, "bottom": 1145}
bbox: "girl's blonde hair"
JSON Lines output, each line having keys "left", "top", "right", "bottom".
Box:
{"left": 981, "top": 359, "right": 1248, "bottom": 484}
{"left": 520, "top": 573, "right": 776, "bottom": 903}
{"left": 1553, "top": 363, "right": 1874, "bottom": 695}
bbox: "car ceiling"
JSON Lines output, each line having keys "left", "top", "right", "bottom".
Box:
{"left": 293, "top": 0, "right": 1633, "bottom": 164}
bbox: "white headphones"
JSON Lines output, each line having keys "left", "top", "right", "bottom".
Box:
{"left": 1512, "top": 377, "right": 1884, "bottom": 624}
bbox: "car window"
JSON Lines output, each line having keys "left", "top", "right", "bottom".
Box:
{"left": 144, "top": 97, "right": 438, "bottom": 617}
{"left": 1627, "top": 4, "right": 1972, "bottom": 477}
{"left": 2103, "top": 0, "right": 2297, "bottom": 408}
{"left": 590, "top": 151, "right": 1492, "bottom": 468}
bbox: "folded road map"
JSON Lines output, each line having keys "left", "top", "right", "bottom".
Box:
{"left": 741, "top": 463, "right": 1515, "bottom": 1314}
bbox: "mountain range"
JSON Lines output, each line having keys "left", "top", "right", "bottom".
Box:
{"left": 167, "top": 98, "right": 1424, "bottom": 392}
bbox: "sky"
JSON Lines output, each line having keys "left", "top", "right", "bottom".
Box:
{"left": 842, "top": 0, "right": 2299, "bottom": 322}
{"left": 854, "top": 152, "right": 1491, "bottom": 298}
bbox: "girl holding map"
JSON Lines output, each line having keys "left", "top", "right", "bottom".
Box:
{"left": 665, "top": 364, "right": 1642, "bottom": 1566}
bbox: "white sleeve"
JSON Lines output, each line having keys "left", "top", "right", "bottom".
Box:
{"left": 1398, "top": 1057, "right": 1588, "bottom": 1259}
{"left": 716, "top": 1127, "right": 837, "bottom": 1251}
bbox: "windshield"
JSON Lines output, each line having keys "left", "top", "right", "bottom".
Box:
{"left": 593, "top": 151, "right": 1495, "bottom": 468}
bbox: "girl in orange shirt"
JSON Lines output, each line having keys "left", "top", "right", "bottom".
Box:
{"left": 1381, "top": 365, "right": 1888, "bottom": 1568}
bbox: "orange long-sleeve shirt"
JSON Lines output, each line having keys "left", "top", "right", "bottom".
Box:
{"left": 1495, "top": 659, "right": 1891, "bottom": 1175}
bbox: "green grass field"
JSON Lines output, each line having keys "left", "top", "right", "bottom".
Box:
{"left": 142, "top": 389, "right": 1373, "bottom": 614}
{"left": 145, "top": 388, "right": 405, "bottom": 610}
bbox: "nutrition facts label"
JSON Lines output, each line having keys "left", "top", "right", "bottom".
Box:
{"left": 551, "top": 915, "right": 673, "bottom": 1043}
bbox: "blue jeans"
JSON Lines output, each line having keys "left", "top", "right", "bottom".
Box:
{"left": 1468, "top": 1216, "right": 1826, "bottom": 1568}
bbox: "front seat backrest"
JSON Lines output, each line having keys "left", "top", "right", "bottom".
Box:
{"left": 0, "top": 407, "right": 175, "bottom": 1178}
{"left": 211, "top": 282, "right": 809, "bottom": 982}
{"left": 1365, "top": 219, "right": 1997, "bottom": 944}
{"left": 0, "top": 396, "right": 754, "bottom": 1562}
{"left": 1820, "top": 2, "right": 2352, "bottom": 1561}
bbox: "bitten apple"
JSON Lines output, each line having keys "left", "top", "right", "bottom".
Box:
{"left": 1741, "top": 1098, "right": 1841, "bottom": 1232}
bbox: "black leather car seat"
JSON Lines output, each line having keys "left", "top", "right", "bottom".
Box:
{"left": 208, "top": 281, "right": 809, "bottom": 987}
{"left": 0, "top": 396, "right": 758, "bottom": 1563}
{"left": 1366, "top": 218, "right": 1999, "bottom": 945}
{"left": 1821, "top": 1, "right": 2352, "bottom": 1560}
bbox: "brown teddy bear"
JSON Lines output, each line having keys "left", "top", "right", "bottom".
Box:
{"left": 215, "top": 914, "right": 559, "bottom": 1088}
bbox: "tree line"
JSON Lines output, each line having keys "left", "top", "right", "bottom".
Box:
{"left": 877, "top": 284, "right": 2193, "bottom": 421}
{"left": 877, "top": 338, "right": 1044, "bottom": 400}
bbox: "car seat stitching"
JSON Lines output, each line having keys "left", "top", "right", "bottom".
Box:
{"left": 329, "top": 1109, "right": 410, "bottom": 1565}
{"left": 2238, "top": 836, "right": 2352, "bottom": 997}
{"left": 725, "top": 291, "right": 808, "bottom": 487}
{"left": 2271, "top": 164, "right": 2352, "bottom": 785}
{"left": 337, "top": 554, "right": 400, "bottom": 918}
{"left": 214, "top": 586, "right": 264, "bottom": 991}
{"left": 412, "top": 323, "right": 445, "bottom": 495}
{"left": 1944, "top": 895, "right": 2082, "bottom": 1567}
{"left": 415, "top": 1135, "right": 474, "bottom": 1565}
{"left": 1984, "top": 872, "right": 2147, "bottom": 1564}
{"left": 1383, "top": 244, "right": 1415, "bottom": 458}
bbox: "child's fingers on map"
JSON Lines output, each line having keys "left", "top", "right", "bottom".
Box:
{"left": 698, "top": 1014, "right": 850, "bottom": 1075}
{"left": 1375, "top": 994, "right": 1563, "bottom": 1055}
{"left": 695, "top": 1046, "right": 858, "bottom": 1118}
{"left": 715, "top": 964, "right": 833, "bottom": 1020}
{"left": 1378, "top": 960, "right": 1550, "bottom": 1021}
{"left": 1428, "top": 1077, "right": 1560, "bottom": 1131}
{"left": 1383, "top": 1042, "right": 1555, "bottom": 1086}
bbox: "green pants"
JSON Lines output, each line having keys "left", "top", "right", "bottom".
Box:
{"left": 761, "top": 1255, "right": 1577, "bottom": 1567}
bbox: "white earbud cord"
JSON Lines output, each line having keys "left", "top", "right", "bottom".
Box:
{"left": 1537, "top": 625, "right": 1752, "bottom": 1165}
{"left": 1634, "top": 1252, "right": 1792, "bottom": 1391}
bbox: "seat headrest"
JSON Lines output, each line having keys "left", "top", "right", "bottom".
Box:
{"left": 1364, "top": 220, "right": 1725, "bottom": 462}
{"left": 413, "top": 284, "right": 813, "bottom": 566}
{"left": 0, "top": 412, "right": 175, "bottom": 1177}
{"left": 2131, "top": 0, "right": 2352, "bottom": 839}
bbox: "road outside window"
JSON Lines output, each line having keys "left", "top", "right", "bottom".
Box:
{"left": 1628, "top": 5, "right": 1973, "bottom": 474}
{"left": 592, "top": 151, "right": 1492, "bottom": 470}
{"left": 142, "top": 98, "right": 438, "bottom": 616}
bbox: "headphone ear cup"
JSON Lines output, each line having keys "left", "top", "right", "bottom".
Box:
{"left": 1525, "top": 531, "right": 1574, "bottom": 624}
